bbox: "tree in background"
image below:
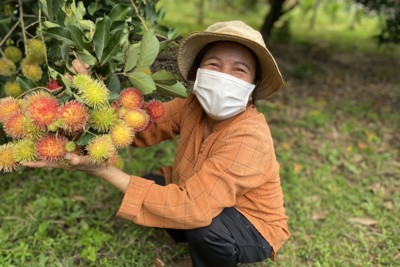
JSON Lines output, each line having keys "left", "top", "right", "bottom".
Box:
{"left": 356, "top": 0, "right": 400, "bottom": 44}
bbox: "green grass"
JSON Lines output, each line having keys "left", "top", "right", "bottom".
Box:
{"left": 1, "top": 1, "right": 400, "bottom": 266}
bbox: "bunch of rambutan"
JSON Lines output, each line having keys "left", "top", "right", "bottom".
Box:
{"left": 0, "top": 74, "right": 166, "bottom": 172}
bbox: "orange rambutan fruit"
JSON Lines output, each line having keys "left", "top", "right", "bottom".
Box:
{"left": 86, "top": 134, "right": 116, "bottom": 164}
{"left": 35, "top": 134, "right": 68, "bottom": 161}
{"left": 25, "top": 92, "right": 59, "bottom": 129}
{"left": 110, "top": 120, "right": 135, "bottom": 148}
{"left": 3, "top": 110, "right": 26, "bottom": 139}
{"left": 0, "top": 97, "right": 20, "bottom": 123}
{"left": 123, "top": 109, "right": 150, "bottom": 132}
{"left": 118, "top": 88, "right": 144, "bottom": 110}
{"left": 144, "top": 100, "right": 166, "bottom": 122}
{"left": 59, "top": 100, "right": 89, "bottom": 133}
{"left": 0, "top": 143, "right": 18, "bottom": 172}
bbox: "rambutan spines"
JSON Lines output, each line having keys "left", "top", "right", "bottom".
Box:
{"left": 110, "top": 121, "right": 135, "bottom": 148}
{"left": 72, "top": 74, "right": 109, "bottom": 108}
{"left": 123, "top": 109, "right": 150, "bottom": 132}
{"left": 4, "top": 80, "right": 22, "bottom": 97}
{"left": 89, "top": 106, "right": 118, "bottom": 133}
{"left": 86, "top": 135, "right": 116, "bottom": 164}
{"left": 0, "top": 144, "right": 18, "bottom": 172}
{"left": 0, "top": 97, "right": 20, "bottom": 123}
{"left": 24, "top": 92, "right": 60, "bottom": 129}
{"left": 59, "top": 100, "right": 89, "bottom": 133}
{"left": 12, "top": 139, "right": 36, "bottom": 163}
{"left": 118, "top": 88, "right": 144, "bottom": 110}
{"left": 3, "top": 110, "right": 26, "bottom": 139}
{"left": 35, "top": 135, "right": 68, "bottom": 162}
{"left": 144, "top": 100, "right": 166, "bottom": 122}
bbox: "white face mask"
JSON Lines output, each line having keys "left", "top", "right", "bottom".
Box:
{"left": 193, "top": 68, "right": 256, "bottom": 121}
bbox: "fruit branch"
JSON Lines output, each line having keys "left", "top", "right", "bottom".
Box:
{"left": 18, "top": 0, "right": 28, "bottom": 53}
{"left": 129, "top": 0, "right": 149, "bottom": 31}
{"left": 0, "top": 21, "right": 20, "bottom": 55}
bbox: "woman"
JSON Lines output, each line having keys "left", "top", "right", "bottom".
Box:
{"left": 25, "top": 20, "right": 289, "bottom": 266}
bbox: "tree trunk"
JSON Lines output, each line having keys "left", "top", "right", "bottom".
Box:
{"left": 260, "top": 0, "right": 287, "bottom": 43}
{"left": 197, "top": 0, "right": 205, "bottom": 25}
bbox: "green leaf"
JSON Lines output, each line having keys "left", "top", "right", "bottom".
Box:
{"left": 43, "top": 21, "right": 60, "bottom": 29}
{"left": 108, "top": 4, "right": 131, "bottom": 22}
{"left": 39, "top": 0, "right": 66, "bottom": 24}
{"left": 42, "top": 27, "right": 75, "bottom": 46}
{"left": 93, "top": 16, "right": 111, "bottom": 61}
{"left": 124, "top": 43, "right": 140, "bottom": 72}
{"left": 107, "top": 76, "right": 121, "bottom": 93}
{"left": 76, "top": 132, "right": 95, "bottom": 146}
{"left": 67, "top": 25, "right": 88, "bottom": 51}
{"left": 16, "top": 77, "right": 34, "bottom": 91}
{"left": 88, "top": 2, "right": 103, "bottom": 16}
{"left": 77, "top": 50, "right": 97, "bottom": 66}
{"left": 136, "top": 30, "right": 160, "bottom": 71}
{"left": 128, "top": 71, "right": 157, "bottom": 95}
{"left": 100, "top": 30, "right": 124, "bottom": 65}
{"left": 151, "top": 70, "right": 178, "bottom": 85}
{"left": 155, "top": 81, "right": 188, "bottom": 98}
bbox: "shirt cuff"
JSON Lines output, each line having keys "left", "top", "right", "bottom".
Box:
{"left": 116, "top": 176, "right": 153, "bottom": 221}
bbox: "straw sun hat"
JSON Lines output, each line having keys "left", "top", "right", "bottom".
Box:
{"left": 177, "top": 20, "right": 284, "bottom": 100}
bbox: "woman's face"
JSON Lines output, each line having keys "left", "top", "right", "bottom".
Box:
{"left": 199, "top": 41, "right": 257, "bottom": 84}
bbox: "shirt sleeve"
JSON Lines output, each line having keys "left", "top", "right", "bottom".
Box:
{"left": 117, "top": 116, "right": 278, "bottom": 229}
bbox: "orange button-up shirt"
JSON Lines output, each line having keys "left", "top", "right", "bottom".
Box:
{"left": 117, "top": 94, "right": 289, "bottom": 257}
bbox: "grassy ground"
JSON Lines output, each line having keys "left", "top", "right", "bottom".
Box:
{"left": 1, "top": 1, "right": 400, "bottom": 266}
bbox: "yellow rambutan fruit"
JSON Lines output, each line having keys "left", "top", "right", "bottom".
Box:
{"left": 25, "top": 39, "right": 46, "bottom": 65}
{"left": 86, "top": 134, "right": 116, "bottom": 164}
{"left": 59, "top": 100, "right": 89, "bottom": 133}
{"left": 144, "top": 100, "right": 166, "bottom": 122}
{"left": 118, "top": 88, "right": 144, "bottom": 110}
{"left": 21, "top": 59, "right": 43, "bottom": 82}
{"left": 35, "top": 134, "right": 67, "bottom": 162}
{"left": 89, "top": 106, "right": 117, "bottom": 133}
{"left": 0, "top": 143, "right": 18, "bottom": 172}
{"left": 0, "top": 57, "right": 16, "bottom": 76}
{"left": 3, "top": 110, "right": 26, "bottom": 139}
{"left": 4, "top": 46, "right": 23, "bottom": 63}
{"left": 4, "top": 80, "right": 23, "bottom": 97}
{"left": 72, "top": 74, "right": 109, "bottom": 108}
{"left": 110, "top": 120, "right": 135, "bottom": 148}
{"left": 25, "top": 91, "right": 59, "bottom": 129}
{"left": 0, "top": 97, "right": 20, "bottom": 123}
{"left": 12, "top": 138, "right": 36, "bottom": 163}
{"left": 123, "top": 109, "right": 150, "bottom": 132}
{"left": 107, "top": 153, "right": 124, "bottom": 169}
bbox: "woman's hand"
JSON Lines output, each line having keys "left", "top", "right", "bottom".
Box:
{"left": 22, "top": 153, "right": 131, "bottom": 192}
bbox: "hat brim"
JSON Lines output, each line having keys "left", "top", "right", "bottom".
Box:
{"left": 177, "top": 31, "right": 284, "bottom": 99}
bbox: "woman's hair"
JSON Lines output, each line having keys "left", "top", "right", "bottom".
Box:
{"left": 188, "top": 41, "right": 261, "bottom": 85}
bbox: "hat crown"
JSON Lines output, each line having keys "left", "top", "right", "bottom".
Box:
{"left": 205, "top": 20, "right": 266, "bottom": 49}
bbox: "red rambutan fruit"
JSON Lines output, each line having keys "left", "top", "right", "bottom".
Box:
{"left": 47, "top": 79, "right": 62, "bottom": 91}
{"left": 59, "top": 100, "right": 89, "bottom": 133}
{"left": 35, "top": 134, "right": 68, "bottom": 161}
{"left": 144, "top": 100, "right": 166, "bottom": 122}
{"left": 118, "top": 88, "right": 144, "bottom": 110}
{"left": 123, "top": 109, "right": 150, "bottom": 132}
{"left": 25, "top": 92, "right": 60, "bottom": 129}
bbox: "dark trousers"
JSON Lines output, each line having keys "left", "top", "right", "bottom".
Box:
{"left": 144, "top": 174, "right": 272, "bottom": 267}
